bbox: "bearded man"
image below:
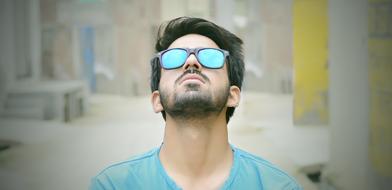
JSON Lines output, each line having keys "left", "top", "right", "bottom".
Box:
{"left": 91, "top": 17, "right": 302, "bottom": 190}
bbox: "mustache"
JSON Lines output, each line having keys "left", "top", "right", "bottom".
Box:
{"left": 175, "top": 68, "right": 210, "bottom": 84}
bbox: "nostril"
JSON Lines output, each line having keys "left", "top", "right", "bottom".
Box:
{"left": 183, "top": 54, "right": 202, "bottom": 70}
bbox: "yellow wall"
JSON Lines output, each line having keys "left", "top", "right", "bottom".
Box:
{"left": 293, "top": 0, "right": 329, "bottom": 125}
{"left": 368, "top": 0, "right": 392, "bottom": 177}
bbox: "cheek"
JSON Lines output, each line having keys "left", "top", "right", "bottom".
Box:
{"left": 216, "top": 64, "right": 230, "bottom": 83}
{"left": 212, "top": 69, "right": 230, "bottom": 85}
{"left": 159, "top": 71, "right": 178, "bottom": 89}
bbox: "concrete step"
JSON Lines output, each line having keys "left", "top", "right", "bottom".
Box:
{"left": 4, "top": 93, "right": 46, "bottom": 109}
{"left": 0, "top": 106, "right": 45, "bottom": 119}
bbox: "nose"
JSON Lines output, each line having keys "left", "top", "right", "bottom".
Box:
{"left": 182, "top": 54, "right": 202, "bottom": 71}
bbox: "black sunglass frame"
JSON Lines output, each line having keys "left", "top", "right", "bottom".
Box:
{"left": 155, "top": 47, "right": 230, "bottom": 70}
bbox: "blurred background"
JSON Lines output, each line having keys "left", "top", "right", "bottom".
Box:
{"left": 0, "top": 0, "right": 391, "bottom": 189}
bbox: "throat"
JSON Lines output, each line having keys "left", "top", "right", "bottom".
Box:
{"left": 159, "top": 137, "right": 233, "bottom": 190}
{"left": 159, "top": 118, "right": 233, "bottom": 186}
{"left": 159, "top": 108, "right": 232, "bottom": 189}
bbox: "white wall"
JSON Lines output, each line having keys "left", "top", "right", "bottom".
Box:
{"left": 0, "top": 0, "right": 41, "bottom": 87}
{"left": 0, "top": 0, "right": 17, "bottom": 91}
{"left": 326, "top": 0, "right": 376, "bottom": 189}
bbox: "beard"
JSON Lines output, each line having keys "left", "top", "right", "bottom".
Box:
{"left": 159, "top": 82, "right": 230, "bottom": 121}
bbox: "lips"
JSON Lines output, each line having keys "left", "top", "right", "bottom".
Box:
{"left": 179, "top": 74, "right": 205, "bottom": 84}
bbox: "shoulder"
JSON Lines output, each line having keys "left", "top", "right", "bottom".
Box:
{"left": 233, "top": 147, "right": 303, "bottom": 190}
{"left": 90, "top": 148, "right": 159, "bottom": 190}
{"left": 97, "top": 147, "right": 157, "bottom": 178}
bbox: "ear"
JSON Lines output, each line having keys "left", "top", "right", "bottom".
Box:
{"left": 226, "top": 86, "right": 240, "bottom": 107}
{"left": 151, "top": 90, "right": 164, "bottom": 113}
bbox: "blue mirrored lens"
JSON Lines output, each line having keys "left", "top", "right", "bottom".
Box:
{"left": 198, "top": 49, "right": 225, "bottom": 68}
{"left": 161, "top": 49, "right": 187, "bottom": 69}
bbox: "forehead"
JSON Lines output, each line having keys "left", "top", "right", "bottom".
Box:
{"left": 168, "top": 34, "right": 220, "bottom": 49}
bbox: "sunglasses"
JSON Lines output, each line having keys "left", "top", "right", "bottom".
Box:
{"left": 155, "top": 48, "right": 229, "bottom": 70}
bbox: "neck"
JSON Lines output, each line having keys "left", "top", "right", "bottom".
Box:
{"left": 159, "top": 112, "right": 233, "bottom": 189}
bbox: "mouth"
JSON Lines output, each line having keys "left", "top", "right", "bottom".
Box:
{"left": 179, "top": 74, "right": 205, "bottom": 85}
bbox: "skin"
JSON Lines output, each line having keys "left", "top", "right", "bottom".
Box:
{"left": 151, "top": 34, "right": 241, "bottom": 190}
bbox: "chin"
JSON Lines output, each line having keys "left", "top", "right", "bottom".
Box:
{"left": 185, "top": 82, "right": 201, "bottom": 88}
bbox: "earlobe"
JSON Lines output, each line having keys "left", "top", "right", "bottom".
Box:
{"left": 151, "top": 90, "right": 164, "bottom": 113}
{"left": 227, "top": 86, "right": 240, "bottom": 107}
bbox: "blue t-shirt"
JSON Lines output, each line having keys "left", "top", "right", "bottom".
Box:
{"left": 90, "top": 146, "right": 302, "bottom": 190}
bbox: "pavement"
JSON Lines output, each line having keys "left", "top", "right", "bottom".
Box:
{"left": 0, "top": 92, "right": 328, "bottom": 190}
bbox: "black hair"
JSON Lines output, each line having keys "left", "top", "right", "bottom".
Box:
{"left": 150, "top": 17, "right": 244, "bottom": 123}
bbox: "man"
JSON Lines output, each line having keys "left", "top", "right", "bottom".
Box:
{"left": 91, "top": 17, "right": 302, "bottom": 190}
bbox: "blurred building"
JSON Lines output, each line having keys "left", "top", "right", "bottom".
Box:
{"left": 0, "top": 0, "right": 295, "bottom": 120}
{"left": 1, "top": 0, "right": 295, "bottom": 95}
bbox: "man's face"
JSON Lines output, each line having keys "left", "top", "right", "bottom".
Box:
{"left": 157, "top": 34, "right": 230, "bottom": 120}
